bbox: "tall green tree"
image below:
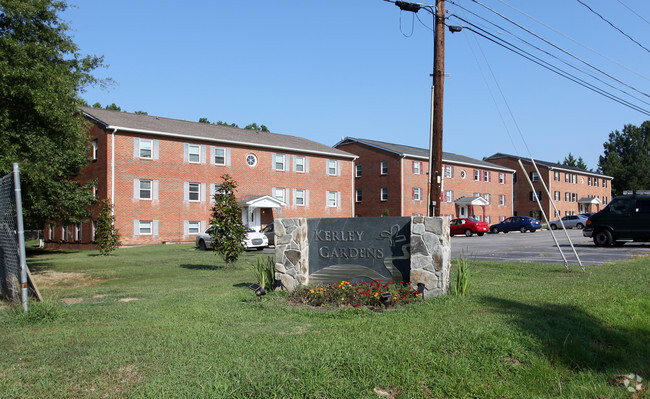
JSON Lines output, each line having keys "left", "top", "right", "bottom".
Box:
{"left": 598, "top": 121, "right": 650, "bottom": 195}
{"left": 0, "top": 0, "right": 104, "bottom": 228}
{"left": 560, "top": 153, "right": 588, "bottom": 170}
{"left": 209, "top": 174, "right": 247, "bottom": 267}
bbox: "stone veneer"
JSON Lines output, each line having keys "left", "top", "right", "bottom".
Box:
{"left": 274, "top": 216, "right": 450, "bottom": 298}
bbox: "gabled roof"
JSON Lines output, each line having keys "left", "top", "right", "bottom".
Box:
{"left": 485, "top": 152, "right": 612, "bottom": 179}
{"left": 335, "top": 137, "right": 516, "bottom": 173}
{"left": 81, "top": 106, "right": 356, "bottom": 159}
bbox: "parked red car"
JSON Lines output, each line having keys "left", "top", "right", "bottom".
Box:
{"left": 450, "top": 218, "right": 489, "bottom": 237}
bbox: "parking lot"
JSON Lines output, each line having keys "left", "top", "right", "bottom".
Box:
{"left": 451, "top": 228, "right": 650, "bottom": 266}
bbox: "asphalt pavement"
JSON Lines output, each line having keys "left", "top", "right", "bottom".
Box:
{"left": 450, "top": 228, "right": 650, "bottom": 266}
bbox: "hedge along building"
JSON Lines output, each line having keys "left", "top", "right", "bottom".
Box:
{"left": 46, "top": 107, "right": 357, "bottom": 247}
{"left": 334, "top": 138, "right": 516, "bottom": 223}
{"left": 485, "top": 153, "right": 613, "bottom": 219}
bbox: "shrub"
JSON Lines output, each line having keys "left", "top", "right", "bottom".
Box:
{"left": 252, "top": 256, "right": 275, "bottom": 291}
{"left": 288, "top": 280, "right": 421, "bottom": 309}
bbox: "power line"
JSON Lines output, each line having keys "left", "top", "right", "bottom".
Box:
{"left": 575, "top": 0, "right": 650, "bottom": 53}
{"left": 616, "top": 0, "right": 650, "bottom": 25}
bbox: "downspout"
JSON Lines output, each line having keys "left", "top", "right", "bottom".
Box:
{"left": 400, "top": 156, "right": 404, "bottom": 216}
{"left": 351, "top": 160, "right": 355, "bottom": 217}
{"left": 111, "top": 128, "right": 117, "bottom": 215}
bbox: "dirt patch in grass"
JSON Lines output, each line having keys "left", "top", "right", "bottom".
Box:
{"left": 31, "top": 271, "right": 99, "bottom": 288}
{"left": 118, "top": 298, "right": 140, "bottom": 302}
{"left": 61, "top": 297, "right": 83, "bottom": 305}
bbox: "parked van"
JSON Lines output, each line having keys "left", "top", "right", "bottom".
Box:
{"left": 583, "top": 190, "right": 650, "bottom": 246}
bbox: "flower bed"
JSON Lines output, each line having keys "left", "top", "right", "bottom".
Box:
{"left": 288, "top": 280, "right": 421, "bottom": 309}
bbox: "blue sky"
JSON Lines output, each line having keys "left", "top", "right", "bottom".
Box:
{"left": 64, "top": 0, "right": 650, "bottom": 171}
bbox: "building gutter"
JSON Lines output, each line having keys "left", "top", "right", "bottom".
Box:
{"left": 111, "top": 128, "right": 117, "bottom": 214}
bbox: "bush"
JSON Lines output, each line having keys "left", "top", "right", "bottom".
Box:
{"left": 288, "top": 280, "right": 421, "bottom": 309}
{"left": 252, "top": 256, "right": 275, "bottom": 291}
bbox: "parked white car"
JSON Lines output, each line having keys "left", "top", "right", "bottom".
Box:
{"left": 548, "top": 214, "right": 589, "bottom": 230}
{"left": 195, "top": 227, "right": 268, "bottom": 250}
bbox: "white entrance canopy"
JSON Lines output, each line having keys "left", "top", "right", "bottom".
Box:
{"left": 578, "top": 197, "right": 602, "bottom": 204}
{"left": 454, "top": 196, "right": 490, "bottom": 206}
{"left": 238, "top": 195, "right": 286, "bottom": 231}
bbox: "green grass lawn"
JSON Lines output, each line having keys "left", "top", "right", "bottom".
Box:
{"left": 1, "top": 244, "right": 648, "bottom": 398}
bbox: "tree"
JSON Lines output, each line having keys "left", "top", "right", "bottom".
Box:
{"left": 244, "top": 122, "right": 269, "bottom": 132}
{"left": 598, "top": 121, "right": 650, "bottom": 195}
{"left": 198, "top": 117, "right": 210, "bottom": 123}
{"left": 0, "top": 0, "right": 104, "bottom": 228}
{"left": 559, "top": 153, "right": 588, "bottom": 170}
{"left": 209, "top": 174, "right": 247, "bottom": 266}
{"left": 95, "top": 199, "right": 121, "bottom": 255}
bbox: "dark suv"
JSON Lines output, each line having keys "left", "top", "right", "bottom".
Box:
{"left": 583, "top": 191, "right": 650, "bottom": 246}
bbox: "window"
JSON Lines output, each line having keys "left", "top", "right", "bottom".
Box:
{"left": 413, "top": 187, "right": 421, "bottom": 201}
{"left": 188, "top": 144, "right": 201, "bottom": 163}
{"left": 355, "top": 164, "right": 362, "bottom": 177}
{"left": 213, "top": 147, "right": 227, "bottom": 165}
{"left": 139, "top": 180, "right": 152, "bottom": 200}
{"left": 355, "top": 189, "right": 362, "bottom": 202}
{"left": 530, "top": 171, "right": 539, "bottom": 182}
{"left": 460, "top": 170, "right": 467, "bottom": 179}
{"left": 473, "top": 192, "right": 481, "bottom": 198}
{"left": 380, "top": 187, "right": 388, "bottom": 201}
{"left": 48, "top": 224, "right": 55, "bottom": 240}
{"left": 588, "top": 176, "right": 592, "bottom": 186}
{"left": 246, "top": 153, "right": 258, "bottom": 167}
{"left": 484, "top": 193, "right": 491, "bottom": 204}
{"left": 513, "top": 172, "right": 517, "bottom": 183}
{"left": 474, "top": 169, "right": 480, "bottom": 181}
{"left": 62, "top": 226, "right": 68, "bottom": 241}
{"left": 273, "top": 187, "right": 287, "bottom": 203}
{"left": 413, "top": 161, "right": 421, "bottom": 175}
{"left": 139, "top": 139, "right": 153, "bottom": 159}
{"left": 273, "top": 154, "right": 287, "bottom": 171}
{"left": 75, "top": 223, "right": 82, "bottom": 241}
{"left": 499, "top": 194, "right": 506, "bottom": 206}
{"left": 328, "top": 191, "right": 338, "bottom": 207}
{"left": 295, "top": 189, "right": 306, "bottom": 206}
{"left": 554, "top": 191, "right": 560, "bottom": 201}
{"left": 572, "top": 193, "right": 577, "bottom": 202}
{"left": 554, "top": 171, "right": 560, "bottom": 181}
{"left": 187, "top": 221, "right": 201, "bottom": 235}
{"left": 327, "top": 159, "right": 339, "bottom": 175}
{"left": 572, "top": 174, "right": 577, "bottom": 184}
{"left": 91, "top": 221, "right": 97, "bottom": 242}
{"left": 294, "top": 156, "right": 306, "bottom": 173}
{"left": 483, "top": 171, "right": 490, "bottom": 182}
{"left": 499, "top": 173, "right": 506, "bottom": 184}
{"left": 500, "top": 216, "right": 505, "bottom": 222}
{"left": 188, "top": 183, "right": 200, "bottom": 201}
{"left": 565, "top": 173, "right": 570, "bottom": 182}
{"left": 603, "top": 179, "right": 608, "bottom": 188}
{"left": 603, "top": 196, "right": 608, "bottom": 204}
{"left": 594, "top": 177, "right": 599, "bottom": 187}
{"left": 444, "top": 165, "right": 453, "bottom": 178}
{"left": 380, "top": 161, "right": 388, "bottom": 175}
{"left": 445, "top": 190, "right": 453, "bottom": 203}
{"left": 530, "top": 191, "right": 542, "bottom": 201}
{"left": 485, "top": 216, "right": 491, "bottom": 224}
{"left": 139, "top": 220, "right": 152, "bottom": 235}
{"left": 92, "top": 139, "right": 98, "bottom": 160}
{"left": 565, "top": 192, "right": 570, "bottom": 201}
{"left": 92, "top": 184, "right": 98, "bottom": 198}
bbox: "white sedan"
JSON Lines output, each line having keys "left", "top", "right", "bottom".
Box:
{"left": 195, "top": 227, "right": 268, "bottom": 251}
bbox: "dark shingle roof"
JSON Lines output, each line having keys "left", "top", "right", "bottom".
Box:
{"left": 486, "top": 153, "right": 612, "bottom": 178}
{"left": 336, "top": 137, "right": 516, "bottom": 172}
{"left": 81, "top": 106, "right": 356, "bottom": 159}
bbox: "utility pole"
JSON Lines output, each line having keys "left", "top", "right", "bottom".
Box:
{"left": 429, "top": 0, "right": 445, "bottom": 217}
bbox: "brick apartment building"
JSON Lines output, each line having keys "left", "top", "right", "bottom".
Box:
{"left": 485, "top": 153, "right": 613, "bottom": 219}
{"left": 46, "top": 107, "right": 356, "bottom": 247}
{"left": 334, "top": 138, "right": 516, "bottom": 224}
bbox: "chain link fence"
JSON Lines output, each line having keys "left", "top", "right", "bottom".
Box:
{"left": 0, "top": 168, "right": 21, "bottom": 302}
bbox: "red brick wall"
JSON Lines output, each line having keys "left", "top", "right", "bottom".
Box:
{"left": 48, "top": 122, "right": 354, "bottom": 247}
{"left": 336, "top": 142, "right": 515, "bottom": 224}
{"left": 486, "top": 157, "right": 612, "bottom": 219}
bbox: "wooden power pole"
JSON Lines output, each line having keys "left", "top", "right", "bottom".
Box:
{"left": 428, "top": 0, "right": 445, "bottom": 217}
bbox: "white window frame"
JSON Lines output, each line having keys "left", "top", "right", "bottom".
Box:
{"left": 91, "top": 221, "right": 97, "bottom": 242}
{"left": 327, "top": 159, "right": 339, "bottom": 176}
{"left": 92, "top": 139, "right": 98, "bottom": 160}
{"left": 499, "top": 173, "right": 505, "bottom": 184}
{"left": 445, "top": 190, "right": 453, "bottom": 203}
{"left": 483, "top": 171, "right": 490, "bottom": 182}
{"left": 294, "top": 189, "right": 306, "bottom": 206}
{"left": 474, "top": 169, "right": 480, "bottom": 181}
{"left": 499, "top": 194, "right": 506, "bottom": 206}
{"left": 355, "top": 189, "right": 362, "bottom": 202}
{"left": 531, "top": 171, "right": 539, "bottom": 182}
{"left": 188, "top": 221, "right": 201, "bottom": 235}
{"left": 139, "top": 220, "right": 153, "bottom": 235}
{"left": 188, "top": 144, "right": 201, "bottom": 163}
{"left": 380, "top": 187, "right": 388, "bottom": 202}
{"left": 213, "top": 147, "right": 227, "bottom": 165}
{"left": 294, "top": 156, "right": 307, "bottom": 173}
{"left": 139, "top": 139, "right": 153, "bottom": 159}
{"left": 484, "top": 193, "right": 491, "bottom": 204}
{"left": 273, "top": 187, "right": 287, "bottom": 203}
{"left": 554, "top": 191, "right": 560, "bottom": 201}
{"left": 48, "top": 224, "right": 55, "bottom": 240}
{"left": 75, "top": 223, "right": 82, "bottom": 242}
{"left": 413, "top": 161, "right": 421, "bottom": 175}
{"left": 273, "top": 153, "right": 287, "bottom": 171}
{"left": 554, "top": 171, "right": 560, "bottom": 181}
{"left": 572, "top": 174, "right": 577, "bottom": 184}
{"left": 327, "top": 191, "right": 338, "bottom": 207}
{"left": 444, "top": 165, "right": 453, "bottom": 178}
{"left": 355, "top": 164, "right": 362, "bottom": 177}
{"left": 188, "top": 182, "right": 200, "bottom": 202}
{"left": 139, "top": 179, "right": 152, "bottom": 200}
{"left": 413, "top": 187, "right": 421, "bottom": 201}
{"left": 380, "top": 161, "right": 388, "bottom": 175}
